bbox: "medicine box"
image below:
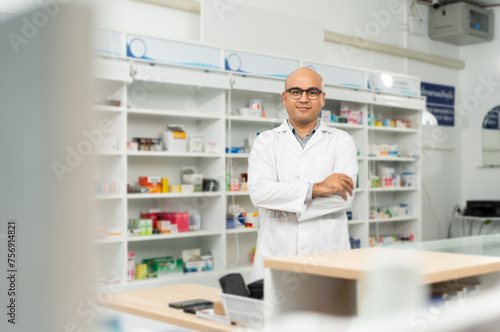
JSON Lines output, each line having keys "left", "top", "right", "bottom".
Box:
{"left": 150, "top": 258, "right": 184, "bottom": 278}
{"left": 340, "top": 110, "right": 363, "bottom": 125}
{"left": 321, "top": 110, "right": 331, "bottom": 123}
{"left": 138, "top": 219, "right": 146, "bottom": 235}
{"left": 187, "top": 136, "right": 204, "bottom": 153}
{"left": 181, "top": 184, "right": 194, "bottom": 193}
{"left": 145, "top": 219, "right": 153, "bottom": 235}
{"left": 169, "top": 185, "right": 181, "bottom": 193}
{"left": 139, "top": 176, "right": 162, "bottom": 193}
{"left": 184, "top": 260, "right": 206, "bottom": 273}
{"left": 182, "top": 248, "right": 205, "bottom": 273}
{"left": 164, "top": 125, "right": 187, "bottom": 152}
{"left": 162, "top": 212, "right": 190, "bottom": 232}
{"left": 205, "top": 142, "right": 218, "bottom": 154}
{"left": 143, "top": 256, "right": 172, "bottom": 273}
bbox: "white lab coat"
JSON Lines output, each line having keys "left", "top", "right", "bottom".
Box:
{"left": 248, "top": 119, "right": 358, "bottom": 281}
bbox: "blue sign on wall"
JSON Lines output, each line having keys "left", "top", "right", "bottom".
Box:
{"left": 483, "top": 106, "right": 500, "bottom": 130}
{"left": 421, "top": 82, "right": 455, "bottom": 126}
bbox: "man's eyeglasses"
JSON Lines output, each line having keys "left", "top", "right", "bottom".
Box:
{"left": 285, "top": 88, "right": 323, "bottom": 100}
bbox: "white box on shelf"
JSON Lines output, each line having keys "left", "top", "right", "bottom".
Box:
{"left": 181, "top": 184, "right": 194, "bottom": 193}
{"left": 188, "top": 136, "right": 204, "bottom": 153}
{"left": 321, "top": 110, "right": 331, "bottom": 123}
{"left": 205, "top": 142, "right": 218, "bottom": 154}
{"left": 238, "top": 108, "right": 261, "bottom": 117}
{"left": 164, "top": 125, "right": 187, "bottom": 152}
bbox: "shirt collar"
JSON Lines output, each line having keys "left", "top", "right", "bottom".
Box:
{"left": 286, "top": 118, "right": 321, "bottom": 137}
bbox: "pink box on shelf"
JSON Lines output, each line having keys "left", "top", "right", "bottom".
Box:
{"left": 340, "top": 110, "right": 363, "bottom": 125}
{"left": 160, "top": 212, "right": 189, "bottom": 232}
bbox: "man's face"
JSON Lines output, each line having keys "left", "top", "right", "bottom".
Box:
{"left": 282, "top": 69, "right": 325, "bottom": 126}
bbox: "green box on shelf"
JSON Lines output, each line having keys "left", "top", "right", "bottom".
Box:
{"left": 139, "top": 219, "right": 146, "bottom": 236}
{"left": 143, "top": 256, "right": 173, "bottom": 274}
{"left": 145, "top": 219, "right": 153, "bottom": 235}
{"left": 153, "top": 258, "right": 184, "bottom": 278}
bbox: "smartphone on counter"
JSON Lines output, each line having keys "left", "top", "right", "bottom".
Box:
{"left": 182, "top": 303, "right": 214, "bottom": 314}
{"left": 169, "top": 299, "right": 213, "bottom": 309}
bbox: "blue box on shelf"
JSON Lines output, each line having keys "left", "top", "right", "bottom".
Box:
{"left": 226, "top": 147, "right": 244, "bottom": 154}
{"left": 226, "top": 218, "right": 235, "bottom": 229}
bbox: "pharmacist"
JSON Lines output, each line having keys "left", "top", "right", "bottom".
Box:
{"left": 248, "top": 67, "right": 358, "bottom": 281}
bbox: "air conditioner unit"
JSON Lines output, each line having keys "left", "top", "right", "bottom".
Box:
{"left": 429, "top": 2, "right": 494, "bottom": 45}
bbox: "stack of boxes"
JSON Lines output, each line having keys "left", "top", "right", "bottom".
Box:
{"left": 129, "top": 249, "right": 213, "bottom": 280}
{"left": 129, "top": 210, "right": 199, "bottom": 236}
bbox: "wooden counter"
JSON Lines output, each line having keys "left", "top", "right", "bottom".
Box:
{"left": 264, "top": 247, "right": 500, "bottom": 284}
{"left": 263, "top": 248, "right": 500, "bottom": 318}
{"left": 104, "top": 284, "right": 234, "bottom": 332}
{"left": 105, "top": 248, "right": 500, "bottom": 329}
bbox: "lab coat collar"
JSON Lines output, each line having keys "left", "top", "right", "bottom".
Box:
{"left": 303, "top": 119, "right": 332, "bottom": 151}
{"left": 274, "top": 119, "right": 333, "bottom": 134}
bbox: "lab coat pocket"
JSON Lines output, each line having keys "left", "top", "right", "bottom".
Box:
{"left": 259, "top": 218, "right": 288, "bottom": 258}
{"left": 318, "top": 218, "right": 350, "bottom": 253}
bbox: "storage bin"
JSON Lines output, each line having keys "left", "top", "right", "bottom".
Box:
{"left": 218, "top": 292, "right": 265, "bottom": 328}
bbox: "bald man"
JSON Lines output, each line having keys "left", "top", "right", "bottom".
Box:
{"left": 248, "top": 67, "right": 358, "bottom": 281}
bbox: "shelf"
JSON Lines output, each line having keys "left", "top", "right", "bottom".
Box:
{"left": 368, "top": 157, "right": 417, "bottom": 162}
{"left": 355, "top": 189, "right": 364, "bottom": 193}
{"left": 357, "top": 157, "right": 363, "bottom": 161}
{"left": 127, "top": 230, "right": 222, "bottom": 242}
{"left": 225, "top": 191, "right": 249, "bottom": 196}
{"left": 226, "top": 228, "right": 257, "bottom": 234}
{"left": 128, "top": 270, "right": 221, "bottom": 288}
{"left": 225, "top": 153, "right": 249, "bottom": 158}
{"left": 368, "top": 187, "right": 418, "bottom": 192}
{"left": 127, "top": 108, "right": 220, "bottom": 120}
{"left": 127, "top": 151, "right": 221, "bottom": 158}
{"left": 95, "top": 236, "right": 124, "bottom": 244}
{"left": 225, "top": 263, "right": 253, "bottom": 274}
{"left": 368, "top": 126, "right": 418, "bottom": 134}
{"left": 127, "top": 192, "right": 221, "bottom": 199}
{"left": 93, "top": 194, "right": 123, "bottom": 200}
{"left": 325, "top": 122, "right": 364, "bottom": 130}
{"left": 349, "top": 220, "right": 365, "bottom": 225}
{"left": 94, "top": 151, "right": 123, "bottom": 156}
{"left": 460, "top": 216, "right": 500, "bottom": 222}
{"left": 226, "top": 115, "right": 284, "bottom": 124}
{"left": 93, "top": 105, "right": 125, "bottom": 112}
{"left": 369, "top": 216, "right": 418, "bottom": 223}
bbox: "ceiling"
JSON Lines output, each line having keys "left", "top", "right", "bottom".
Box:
{"left": 420, "top": 0, "right": 500, "bottom": 7}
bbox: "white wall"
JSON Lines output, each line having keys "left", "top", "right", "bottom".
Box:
{"left": 0, "top": 0, "right": 200, "bottom": 41}
{"left": 459, "top": 6, "right": 500, "bottom": 202}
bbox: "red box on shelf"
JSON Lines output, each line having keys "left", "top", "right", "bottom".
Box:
{"left": 141, "top": 211, "right": 160, "bottom": 230}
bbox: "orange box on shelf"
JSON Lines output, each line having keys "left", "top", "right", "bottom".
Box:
{"left": 139, "top": 176, "right": 162, "bottom": 193}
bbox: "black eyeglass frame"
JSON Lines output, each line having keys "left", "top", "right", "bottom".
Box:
{"left": 285, "top": 87, "right": 324, "bottom": 100}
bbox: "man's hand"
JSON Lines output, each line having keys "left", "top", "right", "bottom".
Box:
{"left": 312, "top": 173, "right": 354, "bottom": 200}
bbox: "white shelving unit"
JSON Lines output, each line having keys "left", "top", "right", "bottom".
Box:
{"left": 91, "top": 56, "right": 130, "bottom": 290}
{"left": 91, "top": 52, "right": 424, "bottom": 290}
{"left": 365, "top": 96, "right": 423, "bottom": 246}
